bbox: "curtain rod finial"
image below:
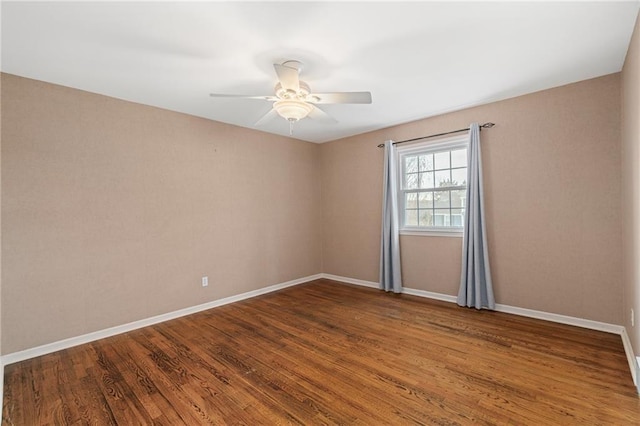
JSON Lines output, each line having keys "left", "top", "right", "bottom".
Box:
{"left": 481, "top": 122, "right": 495, "bottom": 128}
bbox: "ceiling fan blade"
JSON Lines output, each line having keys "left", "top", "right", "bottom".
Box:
{"left": 273, "top": 63, "right": 300, "bottom": 92}
{"left": 308, "top": 105, "right": 337, "bottom": 123}
{"left": 210, "top": 93, "right": 277, "bottom": 101}
{"left": 255, "top": 108, "right": 279, "bottom": 126}
{"left": 308, "top": 92, "right": 372, "bottom": 104}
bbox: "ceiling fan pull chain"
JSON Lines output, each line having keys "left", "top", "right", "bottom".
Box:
{"left": 289, "top": 119, "right": 294, "bottom": 136}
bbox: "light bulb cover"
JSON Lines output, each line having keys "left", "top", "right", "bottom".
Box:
{"left": 273, "top": 100, "right": 313, "bottom": 122}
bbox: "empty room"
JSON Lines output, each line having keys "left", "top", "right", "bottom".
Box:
{"left": 1, "top": 1, "right": 640, "bottom": 424}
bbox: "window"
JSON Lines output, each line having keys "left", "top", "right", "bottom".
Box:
{"left": 397, "top": 134, "right": 468, "bottom": 236}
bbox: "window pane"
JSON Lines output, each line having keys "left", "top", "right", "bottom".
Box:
{"left": 419, "top": 154, "right": 434, "bottom": 171}
{"left": 434, "top": 209, "right": 450, "bottom": 226}
{"left": 451, "top": 149, "right": 467, "bottom": 168}
{"left": 434, "top": 190, "right": 450, "bottom": 208}
{"left": 406, "top": 172, "right": 418, "bottom": 189}
{"left": 434, "top": 151, "right": 450, "bottom": 170}
{"left": 418, "top": 192, "right": 433, "bottom": 208}
{"left": 451, "top": 190, "right": 466, "bottom": 208}
{"left": 405, "top": 209, "right": 418, "bottom": 226}
{"left": 435, "top": 170, "right": 451, "bottom": 187}
{"left": 451, "top": 168, "right": 467, "bottom": 186}
{"left": 405, "top": 192, "right": 417, "bottom": 209}
{"left": 418, "top": 210, "right": 433, "bottom": 226}
{"left": 405, "top": 156, "right": 418, "bottom": 173}
{"left": 420, "top": 172, "right": 434, "bottom": 189}
{"left": 400, "top": 144, "right": 469, "bottom": 230}
{"left": 451, "top": 208, "right": 465, "bottom": 226}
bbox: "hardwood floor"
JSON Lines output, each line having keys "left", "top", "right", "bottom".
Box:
{"left": 3, "top": 279, "right": 639, "bottom": 425}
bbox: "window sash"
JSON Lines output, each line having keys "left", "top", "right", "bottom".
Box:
{"left": 396, "top": 136, "right": 468, "bottom": 234}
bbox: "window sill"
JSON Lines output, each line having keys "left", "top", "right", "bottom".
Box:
{"left": 399, "top": 229, "right": 464, "bottom": 238}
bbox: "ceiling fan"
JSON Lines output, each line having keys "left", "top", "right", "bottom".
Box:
{"left": 210, "top": 60, "right": 372, "bottom": 134}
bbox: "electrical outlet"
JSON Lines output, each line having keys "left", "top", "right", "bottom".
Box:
{"left": 202, "top": 276, "right": 208, "bottom": 287}
{"left": 632, "top": 308, "right": 635, "bottom": 327}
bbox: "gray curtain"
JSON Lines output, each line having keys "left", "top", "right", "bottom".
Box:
{"left": 380, "top": 140, "right": 402, "bottom": 293}
{"left": 457, "top": 123, "right": 495, "bottom": 309}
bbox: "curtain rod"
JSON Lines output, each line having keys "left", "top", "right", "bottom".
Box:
{"left": 376, "top": 122, "right": 495, "bottom": 148}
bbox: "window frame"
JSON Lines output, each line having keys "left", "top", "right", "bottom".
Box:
{"left": 396, "top": 134, "right": 469, "bottom": 237}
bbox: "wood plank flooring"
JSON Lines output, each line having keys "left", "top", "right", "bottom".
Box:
{"left": 3, "top": 279, "right": 639, "bottom": 425}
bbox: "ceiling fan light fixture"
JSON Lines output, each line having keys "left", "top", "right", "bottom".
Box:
{"left": 273, "top": 99, "right": 313, "bottom": 122}
{"left": 210, "top": 60, "right": 372, "bottom": 131}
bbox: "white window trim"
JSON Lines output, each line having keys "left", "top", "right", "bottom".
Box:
{"left": 396, "top": 134, "right": 469, "bottom": 237}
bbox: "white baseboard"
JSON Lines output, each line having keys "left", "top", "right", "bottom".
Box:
{"left": 621, "top": 328, "right": 638, "bottom": 387}
{"left": 637, "top": 356, "right": 640, "bottom": 393}
{"left": 322, "top": 273, "right": 636, "bottom": 385}
{"left": 2, "top": 271, "right": 637, "bottom": 391}
{"left": 493, "top": 303, "right": 624, "bottom": 335}
{"left": 321, "top": 273, "right": 624, "bottom": 333}
{"left": 402, "top": 287, "right": 458, "bottom": 303}
{"left": 321, "top": 273, "right": 378, "bottom": 289}
{"left": 1, "top": 273, "right": 323, "bottom": 366}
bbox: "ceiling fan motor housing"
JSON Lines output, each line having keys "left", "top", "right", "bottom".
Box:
{"left": 275, "top": 81, "right": 311, "bottom": 101}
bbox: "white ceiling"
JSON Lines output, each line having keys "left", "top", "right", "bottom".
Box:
{"left": 2, "top": 1, "right": 639, "bottom": 143}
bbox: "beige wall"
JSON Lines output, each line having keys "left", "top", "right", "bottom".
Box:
{"left": 1, "top": 74, "right": 322, "bottom": 354}
{"left": 321, "top": 74, "right": 622, "bottom": 325}
{"left": 0, "top": 68, "right": 628, "bottom": 354}
{"left": 622, "top": 11, "right": 640, "bottom": 358}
